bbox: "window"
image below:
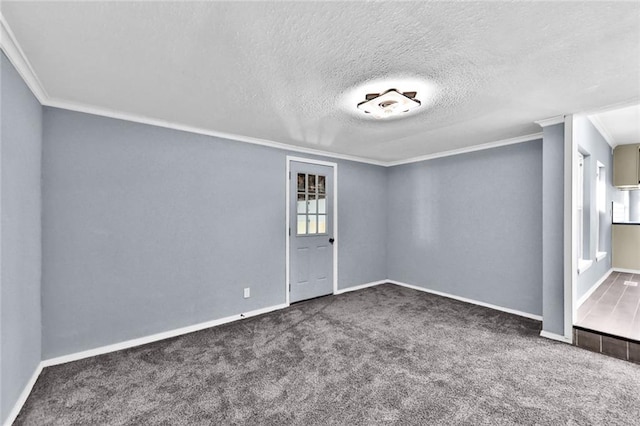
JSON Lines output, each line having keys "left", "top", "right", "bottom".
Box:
{"left": 596, "top": 162, "right": 607, "bottom": 261}
{"left": 296, "top": 173, "right": 327, "bottom": 235}
{"left": 577, "top": 152, "right": 593, "bottom": 274}
{"left": 577, "top": 153, "right": 585, "bottom": 261}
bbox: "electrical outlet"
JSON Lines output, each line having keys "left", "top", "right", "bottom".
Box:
{"left": 243, "top": 287, "right": 251, "bottom": 298}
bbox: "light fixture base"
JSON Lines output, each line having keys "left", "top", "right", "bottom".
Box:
{"left": 357, "top": 89, "right": 421, "bottom": 119}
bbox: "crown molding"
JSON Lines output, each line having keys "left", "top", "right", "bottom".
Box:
{"left": 41, "top": 95, "right": 550, "bottom": 168}
{"left": 45, "top": 96, "right": 388, "bottom": 166}
{"left": 586, "top": 114, "right": 616, "bottom": 148}
{"left": 385, "top": 132, "right": 543, "bottom": 167}
{"left": 0, "top": 12, "right": 386, "bottom": 167}
{"left": 0, "top": 12, "right": 48, "bottom": 103}
{"left": 534, "top": 115, "right": 565, "bottom": 127}
{"left": 0, "top": 24, "right": 548, "bottom": 170}
{"left": 0, "top": 12, "right": 556, "bottom": 169}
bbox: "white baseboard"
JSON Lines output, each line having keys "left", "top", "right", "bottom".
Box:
{"left": 41, "top": 278, "right": 544, "bottom": 369}
{"left": 387, "top": 280, "right": 543, "bottom": 321}
{"left": 3, "top": 362, "right": 44, "bottom": 426}
{"left": 42, "top": 302, "right": 289, "bottom": 367}
{"left": 334, "top": 280, "right": 386, "bottom": 295}
{"left": 577, "top": 268, "right": 613, "bottom": 307}
{"left": 10, "top": 281, "right": 549, "bottom": 422}
{"left": 5, "top": 302, "right": 289, "bottom": 424}
{"left": 613, "top": 267, "right": 640, "bottom": 275}
{"left": 540, "top": 330, "right": 573, "bottom": 344}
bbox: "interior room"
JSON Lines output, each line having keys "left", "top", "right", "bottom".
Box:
{"left": 1, "top": 1, "right": 639, "bottom": 425}
{"left": 573, "top": 105, "right": 640, "bottom": 350}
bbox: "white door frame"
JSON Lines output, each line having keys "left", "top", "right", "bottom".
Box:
{"left": 538, "top": 114, "right": 575, "bottom": 344}
{"left": 285, "top": 156, "right": 338, "bottom": 305}
{"left": 564, "top": 115, "right": 576, "bottom": 342}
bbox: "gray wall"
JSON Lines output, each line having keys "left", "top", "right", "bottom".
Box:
{"left": 41, "top": 108, "right": 387, "bottom": 358}
{"left": 574, "top": 116, "right": 615, "bottom": 299}
{"left": 334, "top": 161, "right": 387, "bottom": 288}
{"left": 541, "top": 123, "right": 565, "bottom": 336}
{"left": 0, "top": 52, "right": 42, "bottom": 423}
{"left": 387, "top": 140, "right": 543, "bottom": 316}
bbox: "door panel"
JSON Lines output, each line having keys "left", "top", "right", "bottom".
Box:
{"left": 290, "top": 161, "right": 334, "bottom": 303}
{"left": 297, "top": 247, "right": 309, "bottom": 284}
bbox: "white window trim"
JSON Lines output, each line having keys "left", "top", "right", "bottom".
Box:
{"left": 577, "top": 152, "right": 585, "bottom": 261}
{"left": 595, "top": 161, "right": 606, "bottom": 256}
{"left": 578, "top": 258, "right": 593, "bottom": 275}
{"left": 596, "top": 251, "right": 607, "bottom": 262}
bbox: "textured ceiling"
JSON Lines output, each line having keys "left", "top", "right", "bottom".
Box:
{"left": 2, "top": 1, "right": 640, "bottom": 162}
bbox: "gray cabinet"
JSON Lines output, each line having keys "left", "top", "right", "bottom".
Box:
{"left": 613, "top": 143, "right": 640, "bottom": 189}
{"left": 612, "top": 224, "right": 640, "bottom": 270}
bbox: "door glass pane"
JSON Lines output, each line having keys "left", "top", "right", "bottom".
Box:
{"left": 308, "top": 215, "right": 317, "bottom": 234}
{"left": 297, "top": 194, "right": 306, "bottom": 214}
{"left": 318, "top": 175, "right": 326, "bottom": 194}
{"left": 308, "top": 194, "right": 317, "bottom": 214}
{"left": 293, "top": 170, "right": 329, "bottom": 236}
{"left": 317, "top": 195, "right": 326, "bottom": 214}
{"left": 308, "top": 174, "right": 316, "bottom": 193}
{"left": 318, "top": 214, "right": 326, "bottom": 233}
{"left": 297, "top": 215, "right": 307, "bottom": 235}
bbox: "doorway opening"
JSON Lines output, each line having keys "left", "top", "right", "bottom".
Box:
{"left": 569, "top": 104, "right": 640, "bottom": 362}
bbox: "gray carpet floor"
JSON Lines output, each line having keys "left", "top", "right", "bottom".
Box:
{"left": 15, "top": 284, "right": 640, "bottom": 425}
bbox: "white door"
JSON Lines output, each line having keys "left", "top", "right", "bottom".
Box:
{"left": 289, "top": 161, "right": 334, "bottom": 303}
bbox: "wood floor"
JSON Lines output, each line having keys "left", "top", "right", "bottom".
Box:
{"left": 576, "top": 271, "right": 640, "bottom": 341}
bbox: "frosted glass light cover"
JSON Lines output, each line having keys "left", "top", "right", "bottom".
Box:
{"left": 357, "top": 89, "right": 421, "bottom": 119}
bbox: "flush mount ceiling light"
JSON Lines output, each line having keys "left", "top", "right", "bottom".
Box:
{"left": 341, "top": 77, "right": 438, "bottom": 120}
{"left": 357, "top": 89, "right": 421, "bottom": 119}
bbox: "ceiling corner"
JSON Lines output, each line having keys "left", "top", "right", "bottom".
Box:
{"left": 534, "top": 116, "right": 565, "bottom": 128}
{"left": 0, "top": 12, "right": 49, "bottom": 103}
{"left": 586, "top": 115, "right": 616, "bottom": 148}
